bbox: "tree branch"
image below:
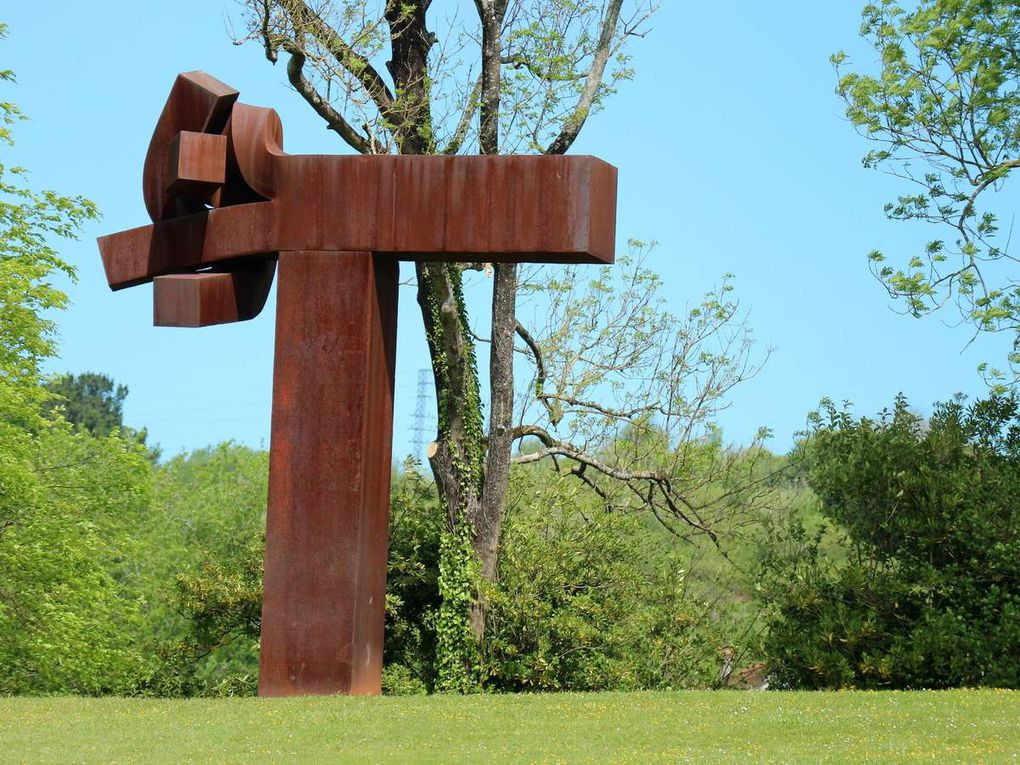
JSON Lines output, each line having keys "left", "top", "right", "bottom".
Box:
{"left": 516, "top": 319, "right": 562, "bottom": 425}
{"left": 512, "top": 424, "right": 661, "bottom": 481}
{"left": 545, "top": 0, "right": 624, "bottom": 156}
{"left": 281, "top": 0, "right": 397, "bottom": 120}
{"left": 960, "top": 158, "right": 1020, "bottom": 234}
{"left": 477, "top": 0, "right": 509, "bottom": 155}
{"left": 284, "top": 47, "right": 375, "bottom": 154}
{"left": 442, "top": 74, "right": 483, "bottom": 155}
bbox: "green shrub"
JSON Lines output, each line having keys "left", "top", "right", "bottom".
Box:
{"left": 133, "top": 444, "right": 268, "bottom": 695}
{"left": 383, "top": 462, "right": 444, "bottom": 692}
{"left": 482, "top": 471, "right": 731, "bottom": 692}
{"left": 762, "top": 394, "right": 1020, "bottom": 689}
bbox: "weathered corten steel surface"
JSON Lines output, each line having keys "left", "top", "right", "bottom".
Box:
{"left": 260, "top": 251, "right": 397, "bottom": 697}
{"left": 97, "top": 71, "right": 619, "bottom": 698}
{"left": 165, "top": 131, "right": 228, "bottom": 203}
{"left": 100, "top": 154, "right": 616, "bottom": 289}
{"left": 153, "top": 260, "right": 276, "bottom": 328}
{"left": 142, "top": 71, "right": 239, "bottom": 222}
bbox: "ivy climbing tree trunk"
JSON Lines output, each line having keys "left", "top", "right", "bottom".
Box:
{"left": 417, "top": 259, "right": 486, "bottom": 689}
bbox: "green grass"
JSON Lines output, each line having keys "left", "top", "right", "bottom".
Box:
{"left": 3, "top": 690, "right": 1018, "bottom": 763}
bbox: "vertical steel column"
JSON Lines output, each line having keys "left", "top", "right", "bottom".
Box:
{"left": 258, "top": 250, "right": 398, "bottom": 696}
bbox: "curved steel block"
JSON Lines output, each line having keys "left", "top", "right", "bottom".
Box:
{"left": 144, "top": 71, "right": 238, "bottom": 222}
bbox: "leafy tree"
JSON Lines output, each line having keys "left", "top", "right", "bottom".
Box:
{"left": 232, "top": 3, "right": 769, "bottom": 688}
{"left": 0, "top": 423, "right": 152, "bottom": 695}
{"left": 761, "top": 394, "right": 1020, "bottom": 689}
{"left": 43, "top": 372, "right": 128, "bottom": 437}
{"left": 0, "top": 23, "right": 96, "bottom": 430}
{"left": 43, "top": 373, "right": 160, "bottom": 461}
{"left": 0, "top": 28, "right": 150, "bottom": 694}
{"left": 232, "top": 0, "right": 656, "bottom": 689}
{"left": 835, "top": 1, "right": 1020, "bottom": 381}
{"left": 514, "top": 246, "right": 771, "bottom": 542}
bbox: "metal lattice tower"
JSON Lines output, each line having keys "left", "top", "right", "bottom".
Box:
{"left": 411, "top": 369, "right": 430, "bottom": 459}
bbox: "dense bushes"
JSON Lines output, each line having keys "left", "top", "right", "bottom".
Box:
{"left": 382, "top": 464, "right": 444, "bottom": 694}
{"left": 482, "top": 471, "right": 728, "bottom": 691}
{"left": 147, "top": 457, "right": 750, "bottom": 695}
{"left": 385, "top": 464, "right": 759, "bottom": 693}
{"left": 137, "top": 445, "right": 268, "bottom": 696}
{"left": 761, "top": 395, "right": 1020, "bottom": 689}
{"left": 14, "top": 389, "right": 1020, "bottom": 695}
{"left": 12, "top": 387, "right": 1019, "bottom": 696}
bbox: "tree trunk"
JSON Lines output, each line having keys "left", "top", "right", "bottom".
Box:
{"left": 466, "top": 1, "right": 516, "bottom": 640}
{"left": 418, "top": 262, "right": 485, "bottom": 530}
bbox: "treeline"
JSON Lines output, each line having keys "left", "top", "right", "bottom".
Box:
{"left": 0, "top": 410, "right": 769, "bottom": 696}
{"left": 148, "top": 444, "right": 772, "bottom": 696}
{"left": 3, "top": 374, "right": 1019, "bottom": 695}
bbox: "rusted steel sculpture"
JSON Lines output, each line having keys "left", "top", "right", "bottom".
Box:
{"left": 99, "top": 72, "right": 617, "bottom": 697}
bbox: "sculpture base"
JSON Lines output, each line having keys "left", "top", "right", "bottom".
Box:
{"left": 258, "top": 251, "right": 398, "bottom": 697}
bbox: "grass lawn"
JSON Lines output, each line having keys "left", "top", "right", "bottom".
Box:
{"left": 2, "top": 689, "right": 1017, "bottom": 763}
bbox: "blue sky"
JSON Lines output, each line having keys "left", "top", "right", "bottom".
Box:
{"left": 2, "top": 2, "right": 1008, "bottom": 459}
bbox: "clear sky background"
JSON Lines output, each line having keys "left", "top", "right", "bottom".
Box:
{"left": 2, "top": 2, "right": 1009, "bottom": 460}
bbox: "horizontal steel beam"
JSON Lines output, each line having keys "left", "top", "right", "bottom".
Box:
{"left": 98, "top": 154, "right": 617, "bottom": 290}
